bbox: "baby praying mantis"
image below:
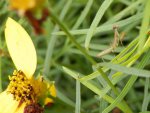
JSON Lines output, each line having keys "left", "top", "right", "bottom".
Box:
{"left": 97, "top": 26, "right": 125, "bottom": 58}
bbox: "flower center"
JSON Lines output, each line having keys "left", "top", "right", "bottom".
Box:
{"left": 7, "top": 70, "right": 35, "bottom": 104}
{"left": 24, "top": 103, "right": 44, "bottom": 113}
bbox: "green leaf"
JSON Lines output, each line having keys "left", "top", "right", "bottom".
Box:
{"left": 99, "top": 62, "right": 150, "bottom": 78}
{"left": 85, "top": 0, "right": 113, "bottom": 49}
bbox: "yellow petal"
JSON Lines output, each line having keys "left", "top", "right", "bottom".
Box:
{"left": 15, "top": 103, "right": 26, "bottom": 113}
{"left": 9, "top": 0, "right": 36, "bottom": 11}
{"left": 5, "top": 17, "right": 37, "bottom": 78}
{"left": 44, "top": 97, "right": 53, "bottom": 105}
{"left": 50, "top": 83, "right": 56, "bottom": 97}
{"left": 9, "top": 0, "right": 45, "bottom": 15}
{"left": 0, "top": 91, "right": 24, "bottom": 113}
{"left": 44, "top": 84, "right": 56, "bottom": 105}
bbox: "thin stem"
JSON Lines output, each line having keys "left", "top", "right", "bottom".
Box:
{"left": 75, "top": 79, "right": 81, "bottom": 113}
{"left": 138, "top": 0, "right": 150, "bottom": 50}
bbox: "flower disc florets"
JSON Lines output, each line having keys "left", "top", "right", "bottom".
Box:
{"left": 7, "top": 70, "right": 36, "bottom": 104}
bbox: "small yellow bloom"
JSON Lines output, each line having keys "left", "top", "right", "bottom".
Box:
{"left": 9, "top": 0, "right": 46, "bottom": 15}
{"left": 0, "top": 17, "right": 56, "bottom": 113}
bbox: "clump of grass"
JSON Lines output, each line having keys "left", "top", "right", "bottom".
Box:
{"left": 0, "top": 0, "right": 150, "bottom": 113}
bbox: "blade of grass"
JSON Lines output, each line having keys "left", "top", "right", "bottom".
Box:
{"left": 85, "top": 0, "right": 113, "bottom": 49}
{"left": 142, "top": 78, "right": 150, "bottom": 111}
{"left": 112, "top": 43, "right": 138, "bottom": 64}
{"left": 75, "top": 80, "right": 81, "bottom": 113}
{"left": 73, "top": 0, "right": 93, "bottom": 29}
{"left": 106, "top": 0, "right": 144, "bottom": 24}
{"left": 52, "top": 13, "right": 142, "bottom": 36}
{"left": 99, "top": 99, "right": 108, "bottom": 113}
{"left": 112, "top": 38, "right": 138, "bottom": 61}
{"left": 138, "top": 0, "right": 150, "bottom": 50}
{"left": 53, "top": 0, "right": 66, "bottom": 13}
{"left": 68, "top": 48, "right": 114, "bottom": 60}
{"left": 99, "top": 62, "right": 150, "bottom": 78}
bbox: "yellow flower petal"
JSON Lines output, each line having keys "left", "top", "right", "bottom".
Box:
{"left": 44, "top": 84, "right": 56, "bottom": 105}
{"left": 44, "top": 97, "right": 53, "bottom": 105}
{"left": 5, "top": 18, "right": 37, "bottom": 78}
{"left": 9, "top": 0, "right": 46, "bottom": 15}
{"left": 50, "top": 83, "right": 56, "bottom": 97}
{"left": 15, "top": 103, "right": 26, "bottom": 113}
{"left": 0, "top": 90, "right": 24, "bottom": 113}
{"left": 9, "top": 0, "right": 36, "bottom": 12}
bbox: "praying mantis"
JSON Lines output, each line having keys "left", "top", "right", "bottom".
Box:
{"left": 97, "top": 26, "right": 125, "bottom": 57}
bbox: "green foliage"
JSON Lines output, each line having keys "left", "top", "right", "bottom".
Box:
{"left": 0, "top": 0, "right": 150, "bottom": 112}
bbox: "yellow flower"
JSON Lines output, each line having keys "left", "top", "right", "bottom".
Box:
{"left": 0, "top": 17, "right": 56, "bottom": 113}
{"left": 9, "top": 0, "right": 46, "bottom": 15}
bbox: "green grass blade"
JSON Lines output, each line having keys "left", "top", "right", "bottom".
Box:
{"left": 106, "top": 0, "right": 144, "bottom": 24}
{"left": 53, "top": 13, "right": 142, "bottom": 36}
{"left": 85, "top": 0, "right": 113, "bottom": 49}
{"left": 73, "top": 0, "right": 93, "bottom": 29}
{"left": 99, "top": 62, "right": 150, "bottom": 78}
{"left": 138, "top": 0, "right": 150, "bottom": 50}
{"left": 142, "top": 78, "right": 150, "bottom": 111}
{"left": 75, "top": 80, "right": 81, "bottom": 113}
{"left": 99, "top": 99, "right": 108, "bottom": 113}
